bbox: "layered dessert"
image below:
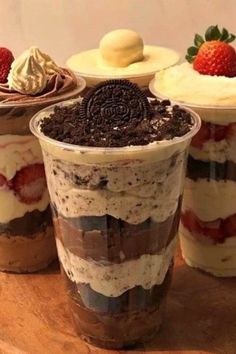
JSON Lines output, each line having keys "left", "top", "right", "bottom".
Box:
{"left": 31, "top": 79, "right": 200, "bottom": 348}
{"left": 150, "top": 25, "right": 236, "bottom": 276}
{"left": 0, "top": 46, "right": 85, "bottom": 272}
{"left": 66, "top": 29, "right": 179, "bottom": 88}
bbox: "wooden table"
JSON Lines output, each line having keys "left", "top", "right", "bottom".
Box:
{"left": 0, "top": 247, "right": 235, "bottom": 354}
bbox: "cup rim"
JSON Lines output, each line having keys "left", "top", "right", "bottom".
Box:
{"left": 30, "top": 97, "right": 201, "bottom": 154}
{"left": 149, "top": 78, "right": 236, "bottom": 110}
{"left": 0, "top": 77, "right": 86, "bottom": 108}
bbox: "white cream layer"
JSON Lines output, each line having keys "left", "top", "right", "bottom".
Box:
{"left": 190, "top": 135, "right": 236, "bottom": 163}
{"left": 56, "top": 237, "right": 176, "bottom": 297}
{"left": 0, "top": 135, "right": 43, "bottom": 180}
{"left": 180, "top": 226, "right": 236, "bottom": 277}
{"left": 154, "top": 62, "right": 236, "bottom": 106}
{"left": 0, "top": 135, "right": 49, "bottom": 223}
{"left": 45, "top": 151, "right": 185, "bottom": 224}
{"left": 183, "top": 178, "right": 236, "bottom": 222}
{"left": 0, "top": 189, "right": 49, "bottom": 224}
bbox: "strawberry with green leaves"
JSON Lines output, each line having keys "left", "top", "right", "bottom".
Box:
{"left": 186, "top": 25, "right": 236, "bottom": 77}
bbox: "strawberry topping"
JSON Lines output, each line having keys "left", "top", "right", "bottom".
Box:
{"left": 12, "top": 164, "right": 46, "bottom": 204}
{"left": 186, "top": 25, "right": 236, "bottom": 77}
{"left": 0, "top": 47, "right": 14, "bottom": 83}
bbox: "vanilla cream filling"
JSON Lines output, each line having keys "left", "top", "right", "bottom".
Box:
{"left": 182, "top": 178, "right": 236, "bottom": 221}
{"left": 56, "top": 237, "right": 176, "bottom": 297}
{"left": 180, "top": 226, "right": 236, "bottom": 277}
{"left": 190, "top": 135, "right": 236, "bottom": 163}
{"left": 0, "top": 189, "right": 49, "bottom": 223}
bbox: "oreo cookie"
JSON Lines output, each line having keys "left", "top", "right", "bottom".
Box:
{"left": 79, "top": 79, "right": 153, "bottom": 124}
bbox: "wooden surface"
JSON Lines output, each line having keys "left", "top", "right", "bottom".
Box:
{"left": 0, "top": 247, "right": 235, "bottom": 354}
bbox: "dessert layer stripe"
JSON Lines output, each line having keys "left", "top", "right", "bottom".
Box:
{"left": 63, "top": 267, "right": 172, "bottom": 313}
{"left": 182, "top": 178, "right": 236, "bottom": 221}
{"left": 54, "top": 204, "right": 180, "bottom": 263}
{"left": 187, "top": 155, "right": 236, "bottom": 182}
{"left": 56, "top": 237, "right": 176, "bottom": 298}
{"left": 0, "top": 206, "right": 52, "bottom": 237}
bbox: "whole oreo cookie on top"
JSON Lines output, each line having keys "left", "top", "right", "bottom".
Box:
{"left": 79, "top": 79, "right": 153, "bottom": 124}
{"left": 40, "top": 79, "right": 193, "bottom": 147}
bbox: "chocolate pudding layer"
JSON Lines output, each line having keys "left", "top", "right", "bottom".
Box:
{"left": 187, "top": 155, "right": 236, "bottom": 182}
{"left": 64, "top": 267, "right": 172, "bottom": 349}
{"left": 53, "top": 197, "right": 181, "bottom": 263}
{"left": 0, "top": 206, "right": 52, "bottom": 237}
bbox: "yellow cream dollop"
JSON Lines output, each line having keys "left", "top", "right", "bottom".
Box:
{"left": 99, "top": 29, "right": 144, "bottom": 67}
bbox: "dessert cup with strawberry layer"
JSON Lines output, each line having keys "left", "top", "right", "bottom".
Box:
{"left": 150, "top": 25, "right": 236, "bottom": 276}
{"left": 30, "top": 80, "right": 200, "bottom": 348}
{"left": 0, "top": 46, "right": 85, "bottom": 272}
{"left": 66, "top": 29, "right": 179, "bottom": 92}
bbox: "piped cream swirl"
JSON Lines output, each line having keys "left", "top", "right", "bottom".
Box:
{"left": 8, "top": 50, "right": 47, "bottom": 95}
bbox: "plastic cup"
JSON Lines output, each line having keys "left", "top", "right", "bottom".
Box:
{"left": 150, "top": 79, "right": 236, "bottom": 277}
{"left": 30, "top": 98, "right": 200, "bottom": 348}
{"left": 0, "top": 78, "right": 86, "bottom": 273}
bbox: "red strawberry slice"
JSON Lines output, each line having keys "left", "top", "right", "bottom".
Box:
{"left": 226, "top": 123, "right": 236, "bottom": 139}
{"left": 0, "top": 47, "right": 14, "bottom": 83}
{"left": 0, "top": 173, "right": 7, "bottom": 187}
{"left": 209, "top": 124, "right": 228, "bottom": 141}
{"left": 222, "top": 214, "right": 236, "bottom": 238}
{"left": 191, "top": 122, "right": 210, "bottom": 148}
{"left": 181, "top": 210, "right": 202, "bottom": 234}
{"left": 12, "top": 164, "right": 46, "bottom": 204}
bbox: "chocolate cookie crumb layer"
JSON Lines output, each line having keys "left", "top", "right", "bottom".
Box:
{"left": 40, "top": 80, "right": 193, "bottom": 147}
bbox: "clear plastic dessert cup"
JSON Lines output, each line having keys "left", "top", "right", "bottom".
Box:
{"left": 150, "top": 79, "right": 236, "bottom": 277}
{"left": 0, "top": 78, "right": 86, "bottom": 273}
{"left": 30, "top": 98, "right": 200, "bottom": 349}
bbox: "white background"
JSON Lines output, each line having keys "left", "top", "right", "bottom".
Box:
{"left": 1, "top": 0, "right": 236, "bottom": 64}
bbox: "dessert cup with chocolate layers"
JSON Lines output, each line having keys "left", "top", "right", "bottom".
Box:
{"left": 150, "top": 59, "right": 236, "bottom": 277}
{"left": 0, "top": 47, "right": 85, "bottom": 272}
{"left": 31, "top": 80, "right": 200, "bottom": 348}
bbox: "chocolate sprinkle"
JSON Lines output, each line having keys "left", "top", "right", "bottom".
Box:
{"left": 40, "top": 80, "right": 194, "bottom": 147}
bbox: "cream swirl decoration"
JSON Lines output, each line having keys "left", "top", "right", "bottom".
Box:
{"left": 8, "top": 51, "right": 47, "bottom": 95}
{"left": 29, "top": 46, "right": 62, "bottom": 75}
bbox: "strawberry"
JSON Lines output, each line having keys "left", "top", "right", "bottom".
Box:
{"left": 209, "top": 124, "right": 228, "bottom": 141}
{"left": 191, "top": 122, "right": 210, "bottom": 148}
{"left": 12, "top": 164, "right": 46, "bottom": 204}
{"left": 0, "top": 173, "right": 7, "bottom": 187}
{"left": 226, "top": 122, "right": 236, "bottom": 139}
{"left": 0, "top": 47, "right": 14, "bottom": 83}
{"left": 222, "top": 214, "right": 236, "bottom": 238}
{"left": 186, "top": 25, "right": 236, "bottom": 77}
{"left": 181, "top": 210, "right": 201, "bottom": 234}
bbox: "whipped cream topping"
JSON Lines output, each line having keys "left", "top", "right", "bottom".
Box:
{"left": 154, "top": 62, "right": 236, "bottom": 106}
{"left": 8, "top": 51, "right": 47, "bottom": 95}
{"left": 56, "top": 237, "right": 176, "bottom": 297}
{"left": 29, "top": 47, "right": 62, "bottom": 75}
{"left": 0, "top": 47, "right": 78, "bottom": 103}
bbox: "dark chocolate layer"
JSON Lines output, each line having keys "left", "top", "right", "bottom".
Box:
{"left": 62, "top": 265, "right": 172, "bottom": 314}
{"left": 0, "top": 206, "right": 52, "bottom": 237}
{"left": 187, "top": 155, "right": 236, "bottom": 182}
{"left": 54, "top": 198, "right": 181, "bottom": 263}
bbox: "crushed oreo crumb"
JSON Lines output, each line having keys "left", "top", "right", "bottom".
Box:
{"left": 40, "top": 80, "right": 194, "bottom": 147}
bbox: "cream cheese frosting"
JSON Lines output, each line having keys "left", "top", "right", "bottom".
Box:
{"left": 153, "top": 62, "right": 236, "bottom": 106}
